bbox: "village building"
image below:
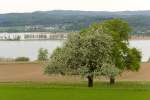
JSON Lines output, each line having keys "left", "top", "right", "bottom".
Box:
{"left": 0, "top": 32, "right": 67, "bottom": 40}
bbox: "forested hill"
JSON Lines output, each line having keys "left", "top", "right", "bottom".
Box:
{"left": 0, "top": 10, "right": 150, "bottom": 35}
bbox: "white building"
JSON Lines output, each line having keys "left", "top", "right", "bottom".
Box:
{"left": 0, "top": 32, "right": 67, "bottom": 40}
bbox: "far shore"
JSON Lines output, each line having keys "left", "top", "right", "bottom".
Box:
{"left": 0, "top": 35, "right": 149, "bottom": 41}
{"left": 130, "top": 35, "right": 150, "bottom": 40}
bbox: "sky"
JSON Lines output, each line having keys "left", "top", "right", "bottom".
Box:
{"left": 0, "top": 0, "right": 149, "bottom": 14}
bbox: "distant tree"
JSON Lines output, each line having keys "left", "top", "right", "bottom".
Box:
{"left": 15, "top": 57, "right": 30, "bottom": 62}
{"left": 45, "top": 30, "right": 114, "bottom": 87}
{"left": 38, "top": 48, "right": 49, "bottom": 61}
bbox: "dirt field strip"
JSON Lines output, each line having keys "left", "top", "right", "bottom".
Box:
{"left": 0, "top": 62, "right": 149, "bottom": 82}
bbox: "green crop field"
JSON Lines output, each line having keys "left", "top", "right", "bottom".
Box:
{"left": 0, "top": 82, "right": 150, "bottom": 100}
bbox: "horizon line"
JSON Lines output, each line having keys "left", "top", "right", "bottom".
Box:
{"left": 0, "top": 9, "right": 150, "bottom": 14}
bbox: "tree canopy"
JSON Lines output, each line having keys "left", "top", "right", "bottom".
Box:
{"left": 91, "top": 19, "right": 141, "bottom": 84}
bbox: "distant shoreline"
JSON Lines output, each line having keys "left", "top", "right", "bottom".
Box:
{"left": 130, "top": 35, "right": 150, "bottom": 40}
{"left": 0, "top": 39, "right": 64, "bottom": 41}
{"left": 0, "top": 35, "right": 149, "bottom": 41}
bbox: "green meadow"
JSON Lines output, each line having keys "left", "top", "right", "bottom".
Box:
{"left": 0, "top": 82, "right": 150, "bottom": 100}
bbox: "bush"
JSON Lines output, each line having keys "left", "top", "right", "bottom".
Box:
{"left": 15, "top": 57, "right": 30, "bottom": 62}
{"left": 37, "top": 48, "right": 49, "bottom": 61}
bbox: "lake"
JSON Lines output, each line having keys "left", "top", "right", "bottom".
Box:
{"left": 0, "top": 40, "right": 149, "bottom": 62}
{"left": 0, "top": 40, "right": 62, "bottom": 61}
{"left": 130, "top": 40, "right": 150, "bottom": 62}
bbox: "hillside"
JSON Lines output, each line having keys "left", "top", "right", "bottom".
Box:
{"left": 0, "top": 10, "right": 150, "bottom": 35}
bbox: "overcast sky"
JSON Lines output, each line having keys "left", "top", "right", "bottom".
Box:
{"left": 0, "top": 0, "right": 149, "bottom": 14}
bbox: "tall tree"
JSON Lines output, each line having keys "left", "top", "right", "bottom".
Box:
{"left": 90, "top": 19, "right": 141, "bottom": 84}
{"left": 45, "top": 29, "right": 114, "bottom": 87}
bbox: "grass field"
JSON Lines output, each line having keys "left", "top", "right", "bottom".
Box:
{"left": 0, "top": 82, "right": 150, "bottom": 100}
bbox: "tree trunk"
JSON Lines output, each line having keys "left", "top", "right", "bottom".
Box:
{"left": 110, "top": 77, "right": 115, "bottom": 85}
{"left": 87, "top": 75, "right": 93, "bottom": 87}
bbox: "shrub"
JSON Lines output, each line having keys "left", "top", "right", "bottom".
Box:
{"left": 15, "top": 57, "right": 30, "bottom": 62}
{"left": 37, "top": 48, "right": 49, "bottom": 61}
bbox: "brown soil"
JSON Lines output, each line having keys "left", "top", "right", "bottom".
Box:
{"left": 118, "top": 63, "right": 150, "bottom": 81}
{"left": 0, "top": 62, "right": 81, "bottom": 83}
{"left": 0, "top": 62, "right": 149, "bottom": 82}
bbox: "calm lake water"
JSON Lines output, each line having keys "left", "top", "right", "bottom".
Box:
{"left": 0, "top": 40, "right": 62, "bottom": 61}
{"left": 130, "top": 40, "right": 150, "bottom": 62}
{"left": 0, "top": 40, "right": 149, "bottom": 61}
